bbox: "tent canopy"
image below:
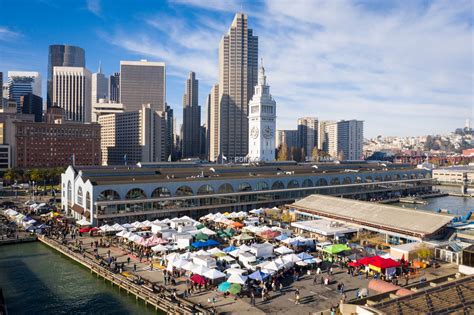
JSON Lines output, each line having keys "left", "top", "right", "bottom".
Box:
{"left": 323, "top": 244, "right": 351, "bottom": 254}
{"left": 248, "top": 270, "right": 268, "bottom": 281}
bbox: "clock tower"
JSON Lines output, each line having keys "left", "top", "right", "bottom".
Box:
{"left": 248, "top": 62, "right": 276, "bottom": 162}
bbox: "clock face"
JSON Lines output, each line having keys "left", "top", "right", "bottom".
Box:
{"left": 251, "top": 126, "right": 259, "bottom": 139}
{"left": 263, "top": 126, "right": 273, "bottom": 139}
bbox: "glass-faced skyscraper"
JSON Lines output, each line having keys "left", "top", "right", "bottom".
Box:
{"left": 211, "top": 13, "right": 258, "bottom": 162}
{"left": 182, "top": 71, "right": 201, "bottom": 158}
{"left": 47, "top": 45, "right": 85, "bottom": 108}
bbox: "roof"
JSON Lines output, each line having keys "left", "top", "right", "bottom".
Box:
{"left": 291, "top": 219, "right": 357, "bottom": 236}
{"left": 291, "top": 195, "right": 453, "bottom": 238}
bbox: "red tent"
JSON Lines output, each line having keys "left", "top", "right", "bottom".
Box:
{"left": 357, "top": 256, "right": 378, "bottom": 266}
{"left": 369, "top": 256, "right": 401, "bottom": 269}
{"left": 348, "top": 261, "right": 362, "bottom": 267}
{"left": 79, "top": 227, "right": 92, "bottom": 233}
{"left": 190, "top": 274, "right": 207, "bottom": 285}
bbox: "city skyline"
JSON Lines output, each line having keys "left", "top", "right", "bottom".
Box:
{"left": 0, "top": 0, "right": 472, "bottom": 137}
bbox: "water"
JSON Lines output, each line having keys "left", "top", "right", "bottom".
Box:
{"left": 0, "top": 242, "right": 158, "bottom": 315}
{"left": 392, "top": 195, "right": 474, "bottom": 216}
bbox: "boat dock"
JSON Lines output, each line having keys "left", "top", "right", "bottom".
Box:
{"left": 38, "top": 235, "right": 210, "bottom": 315}
{"left": 0, "top": 235, "right": 37, "bottom": 246}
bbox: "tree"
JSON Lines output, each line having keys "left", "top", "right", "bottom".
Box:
{"left": 3, "top": 168, "right": 17, "bottom": 184}
{"left": 277, "top": 144, "right": 289, "bottom": 161}
{"left": 311, "top": 147, "right": 320, "bottom": 162}
{"left": 28, "top": 168, "right": 41, "bottom": 182}
{"left": 415, "top": 244, "right": 433, "bottom": 261}
{"left": 291, "top": 146, "right": 302, "bottom": 162}
{"left": 337, "top": 150, "right": 345, "bottom": 161}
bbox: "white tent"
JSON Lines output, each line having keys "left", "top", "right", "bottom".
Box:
{"left": 166, "top": 252, "right": 180, "bottom": 262}
{"left": 122, "top": 223, "right": 134, "bottom": 229}
{"left": 229, "top": 249, "right": 244, "bottom": 258}
{"left": 200, "top": 227, "right": 217, "bottom": 236}
{"left": 116, "top": 230, "right": 127, "bottom": 237}
{"left": 239, "top": 244, "right": 252, "bottom": 252}
{"left": 180, "top": 252, "right": 195, "bottom": 260}
{"left": 141, "top": 220, "right": 153, "bottom": 227}
{"left": 207, "top": 248, "right": 224, "bottom": 256}
{"left": 227, "top": 273, "right": 248, "bottom": 284}
{"left": 171, "top": 259, "right": 188, "bottom": 269}
{"left": 128, "top": 234, "right": 142, "bottom": 242}
{"left": 282, "top": 254, "right": 302, "bottom": 263}
{"left": 100, "top": 224, "right": 111, "bottom": 232}
{"left": 204, "top": 269, "right": 226, "bottom": 280}
{"left": 191, "top": 264, "right": 210, "bottom": 275}
{"left": 275, "top": 246, "right": 294, "bottom": 255}
{"left": 112, "top": 223, "right": 124, "bottom": 231}
{"left": 151, "top": 244, "right": 168, "bottom": 252}
{"left": 225, "top": 268, "right": 246, "bottom": 275}
{"left": 195, "top": 249, "right": 211, "bottom": 256}
{"left": 131, "top": 221, "right": 144, "bottom": 228}
{"left": 263, "top": 261, "right": 281, "bottom": 271}
{"left": 76, "top": 218, "right": 91, "bottom": 226}
{"left": 182, "top": 261, "right": 198, "bottom": 272}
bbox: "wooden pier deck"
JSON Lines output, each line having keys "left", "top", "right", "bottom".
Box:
{"left": 38, "top": 235, "right": 210, "bottom": 315}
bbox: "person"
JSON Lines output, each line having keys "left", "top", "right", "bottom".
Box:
{"left": 133, "top": 263, "right": 137, "bottom": 272}
{"left": 329, "top": 267, "right": 333, "bottom": 276}
{"left": 127, "top": 257, "right": 131, "bottom": 265}
{"left": 355, "top": 288, "right": 360, "bottom": 299}
{"left": 279, "top": 282, "right": 283, "bottom": 292}
{"left": 313, "top": 275, "right": 318, "bottom": 285}
{"left": 295, "top": 289, "right": 300, "bottom": 305}
{"left": 340, "top": 282, "right": 345, "bottom": 294}
{"left": 261, "top": 288, "right": 265, "bottom": 302}
{"left": 251, "top": 291, "right": 255, "bottom": 306}
{"left": 317, "top": 267, "right": 321, "bottom": 275}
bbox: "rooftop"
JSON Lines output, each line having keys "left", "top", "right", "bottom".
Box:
{"left": 291, "top": 219, "right": 357, "bottom": 236}
{"left": 291, "top": 195, "right": 453, "bottom": 238}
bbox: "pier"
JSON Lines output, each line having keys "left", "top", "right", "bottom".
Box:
{"left": 38, "top": 235, "right": 210, "bottom": 315}
{"left": 0, "top": 235, "right": 37, "bottom": 246}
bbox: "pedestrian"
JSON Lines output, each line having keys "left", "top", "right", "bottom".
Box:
{"left": 279, "top": 282, "right": 283, "bottom": 292}
{"left": 127, "top": 257, "right": 131, "bottom": 265}
{"left": 341, "top": 282, "right": 345, "bottom": 294}
{"left": 329, "top": 267, "right": 333, "bottom": 276}
{"left": 317, "top": 267, "right": 321, "bottom": 275}
{"left": 295, "top": 289, "right": 300, "bottom": 305}
{"left": 261, "top": 288, "right": 265, "bottom": 302}
{"left": 150, "top": 262, "right": 153, "bottom": 271}
{"left": 251, "top": 291, "right": 255, "bottom": 306}
{"left": 355, "top": 288, "right": 360, "bottom": 299}
{"left": 313, "top": 275, "right": 318, "bottom": 285}
{"left": 133, "top": 263, "right": 137, "bottom": 272}
{"left": 365, "top": 269, "right": 369, "bottom": 279}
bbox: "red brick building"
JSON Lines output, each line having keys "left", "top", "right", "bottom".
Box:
{"left": 14, "top": 120, "right": 101, "bottom": 167}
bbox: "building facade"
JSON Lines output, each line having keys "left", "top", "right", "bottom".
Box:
{"left": 53, "top": 66, "right": 92, "bottom": 123}
{"left": 109, "top": 72, "right": 120, "bottom": 103}
{"left": 120, "top": 60, "right": 165, "bottom": 112}
{"left": 47, "top": 45, "right": 85, "bottom": 108}
{"left": 13, "top": 108, "right": 100, "bottom": 168}
{"left": 61, "top": 161, "right": 432, "bottom": 225}
{"left": 248, "top": 65, "right": 276, "bottom": 162}
{"left": 20, "top": 93, "right": 43, "bottom": 122}
{"left": 182, "top": 72, "right": 201, "bottom": 158}
{"left": 92, "top": 100, "right": 124, "bottom": 122}
{"left": 297, "top": 117, "right": 318, "bottom": 160}
{"left": 98, "top": 104, "right": 167, "bottom": 166}
{"left": 208, "top": 84, "right": 220, "bottom": 161}
{"left": 276, "top": 130, "right": 299, "bottom": 150}
{"left": 215, "top": 13, "right": 258, "bottom": 162}
{"left": 7, "top": 71, "right": 41, "bottom": 112}
{"left": 326, "top": 120, "right": 364, "bottom": 160}
{"left": 318, "top": 120, "right": 335, "bottom": 153}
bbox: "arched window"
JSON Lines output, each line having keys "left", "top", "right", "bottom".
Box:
{"left": 425, "top": 173, "right": 431, "bottom": 178}
{"left": 355, "top": 176, "right": 362, "bottom": 183}
{"left": 375, "top": 176, "right": 383, "bottom": 182}
{"left": 256, "top": 181, "right": 269, "bottom": 191}
{"left": 402, "top": 174, "right": 408, "bottom": 179}
{"left": 125, "top": 188, "right": 146, "bottom": 199}
{"left": 365, "top": 176, "right": 373, "bottom": 183}
{"left": 316, "top": 178, "right": 328, "bottom": 186}
{"left": 302, "top": 179, "right": 313, "bottom": 187}
{"left": 410, "top": 174, "right": 417, "bottom": 179}
{"left": 395, "top": 174, "right": 401, "bottom": 180}
{"left": 417, "top": 173, "right": 425, "bottom": 179}
{"left": 97, "top": 190, "right": 120, "bottom": 201}
{"left": 77, "top": 186, "right": 83, "bottom": 205}
{"left": 85, "top": 191, "right": 91, "bottom": 210}
{"left": 384, "top": 175, "right": 392, "bottom": 181}
{"left": 343, "top": 177, "right": 351, "bottom": 184}
{"left": 176, "top": 185, "right": 193, "bottom": 196}
{"left": 67, "top": 181, "right": 72, "bottom": 204}
{"left": 218, "top": 183, "right": 234, "bottom": 194}
{"left": 237, "top": 182, "right": 252, "bottom": 192}
{"left": 330, "top": 177, "right": 340, "bottom": 185}
{"left": 271, "top": 181, "right": 284, "bottom": 190}
{"left": 197, "top": 184, "right": 214, "bottom": 195}
{"left": 287, "top": 180, "right": 299, "bottom": 189}
{"left": 151, "top": 187, "right": 171, "bottom": 198}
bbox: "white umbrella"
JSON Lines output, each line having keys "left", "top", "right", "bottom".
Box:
{"left": 227, "top": 273, "right": 248, "bottom": 284}
{"left": 127, "top": 234, "right": 140, "bottom": 241}
{"left": 296, "top": 261, "right": 308, "bottom": 266}
{"left": 191, "top": 264, "right": 210, "bottom": 275}
{"left": 204, "top": 268, "right": 226, "bottom": 280}
{"left": 225, "top": 268, "right": 246, "bottom": 275}
{"left": 151, "top": 244, "right": 168, "bottom": 252}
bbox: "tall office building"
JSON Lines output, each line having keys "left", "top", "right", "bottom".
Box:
{"left": 326, "top": 120, "right": 364, "bottom": 160}
{"left": 109, "top": 72, "right": 120, "bottom": 102}
{"left": 7, "top": 71, "right": 41, "bottom": 112}
{"left": 91, "top": 65, "right": 108, "bottom": 103}
{"left": 47, "top": 45, "right": 85, "bottom": 108}
{"left": 98, "top": 104, "right": 166, "bottom": 165}
{"left": 53, "top": 67, "right": 92, "bottom": 122}
{"left": 213, "top": 13, "right": 258, "bottom": 162}
{"left": 276, "top": 130, "right": 298, "bottom": 149}
{"left": 208, "top": 84, "right": 219, "bottom": 161}
{"left": 20, "top": 93, "right": 43, "bottom": 122}
{"left": 165, "top": 104, "right": 174, "bottom": 160}
{"left": 318, "top": 120, "right": 335, "bottom": 153}
{"left": 120, "top": 60, "right": 165, "bottom": 112}
{"left": 248, "top": 65, "right": 276, "bottom": 162}
{"left": 182, "top": 72, "right": 201, "bottom": 158}
{"left": 297, "top": 117, "right": 318, "bottom": 160}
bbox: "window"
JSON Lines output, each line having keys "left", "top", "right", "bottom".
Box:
{"left": 77, "top": 186, "right": 83, "bottom": 205}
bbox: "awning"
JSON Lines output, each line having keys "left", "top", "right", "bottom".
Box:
{"left": 71, "top": 204, "right": 84, "bottom": 215}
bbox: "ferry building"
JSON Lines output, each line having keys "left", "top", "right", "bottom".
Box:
{"left": 61, "top": 161, "right": 432, "bottom": 226}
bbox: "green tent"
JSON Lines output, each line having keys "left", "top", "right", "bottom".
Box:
{"left": 227, "top": 283, "right": 242, "bottom": 295}
{"left": 195, "top": 232, "right": 209, "bottom": 241}
{"left": 224, "top": 228, "right": 235, "bottom": 237}
{"left": 323, "top": 244, "right": 351, "bottom": 254}
{"left": 195, "top": 223, "right": 205, "bottom": 229}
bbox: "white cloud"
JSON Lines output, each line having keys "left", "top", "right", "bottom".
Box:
{"left": 0, "top": 27, "right": 20, "bottom": 41}
{"left": 86, "top": 0, "right": 101, "bottom": 16}
{"left": 108, "top": 0, "right": 473, "bottom": 136}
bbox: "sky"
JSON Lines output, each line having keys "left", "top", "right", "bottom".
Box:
{"left": 0, "top": 0, "right": 472, "bottom": 137}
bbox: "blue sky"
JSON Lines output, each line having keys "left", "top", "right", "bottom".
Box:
{"left": 1, "top": 0, "right": 472, "bottom": 137}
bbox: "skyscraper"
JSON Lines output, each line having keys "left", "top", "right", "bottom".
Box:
{"left": 20, "top": 93, "right": 43, "bottom": 122}
{"left": 91, "top": 64, "right": 109, "bottom": 103}
{"left": 120, "top": 60, "right": 165, "bottom": 112}
{"left": 318, "top": 120, "right": 335, "bottom": 153}
{"left": 248, "top": 65, "right": 276, "bottom": 162}
{"left": 276, "top": 130, "right": 298, "bottom": 150}
{"left": 47, "top": 45, "right": 85, "bottom": 108}
{"left": 297, "top": 117, "right": 318, "bottom": 160}
{"left": 208, "top": 84, "right": 219, "bottom": 161}
{"left": 214, "top": 13, "right": 258, "bottom": 162}
{"left": 7, "top": 71, "right": 41, "bottom": 112}
{"left": 326, "top": 120, "right": 364, "bottom": 160}
{"left": 109, "top": 72, "right": 120, "bottom": 102}
{"left": 182, "top": 72, "right": 201, "bottom": 158}
{"left": 53, "top": 67, "right": 91, "bottom": 122}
